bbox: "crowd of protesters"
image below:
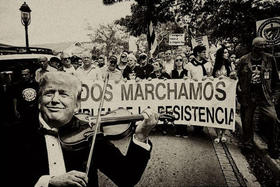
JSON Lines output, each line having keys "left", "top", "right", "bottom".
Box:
{"left": 1, "top": 36, "right": 280, "bottom": 159}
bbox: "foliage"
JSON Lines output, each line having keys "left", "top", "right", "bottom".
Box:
{"left": 105, "top": 0, "right": 280, "bottom": 55}
{"left": 192, "top": 0, "right": 280, "bottom": 49}
{"left": 115, "top": 0, "right": 193, "bottom": 37}
{"left": 87, "top": 24, "right": 129, "bottom": 57}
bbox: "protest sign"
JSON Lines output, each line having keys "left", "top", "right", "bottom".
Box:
{"left": 169, "top": 33, "right": 185, "bottom": 46}
{"left": 191, "top": 35, "right": 210, "bottom": 56}
{"left": 191, "top": 36, "right": 209, "bottom": 47}
{"left": 129, "top": 35, "right": 138, "bottom": 53}
{"left": 80, "top": 79, "right": 237, "bottom": 130}
{"left": 256, "top": 17, "right": 280, "bottom": 45}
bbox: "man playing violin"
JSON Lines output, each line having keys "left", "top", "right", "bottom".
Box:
{"left": 4, "top": 71, "right": 159, "bottom": 187}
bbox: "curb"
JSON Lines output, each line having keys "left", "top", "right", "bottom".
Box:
{"left": 208, "top": 127, "right": 261, "bottom": 187}
{"left": 235, "top": 114, "right": 280, "bottom": 180}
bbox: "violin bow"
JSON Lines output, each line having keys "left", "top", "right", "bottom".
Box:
{"left": 86, "top": 72, "right": 109, "bottom": 176}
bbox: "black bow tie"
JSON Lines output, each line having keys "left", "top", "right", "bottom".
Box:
{"left": 38, "top": 127, "right": 58, "bottom": 137}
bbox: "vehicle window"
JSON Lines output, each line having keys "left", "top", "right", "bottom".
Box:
{"left": 0, "top": 58, "right": 40, "bottom": 83}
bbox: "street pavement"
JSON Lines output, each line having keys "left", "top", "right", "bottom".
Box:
{"left": 98, "top": 128, "right": 229, "bottom": 187}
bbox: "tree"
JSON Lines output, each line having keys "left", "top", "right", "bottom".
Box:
{"left": 191, "top": 0, "right": 280, "bottom": 51}
{"left": 87, "top": 24, "right": 129, "bottom": 57}
{"left": 113, "top": 1, "right": 193, "bottom": 55}
{"left": 106, "top": 0, "right": 280, "bottom": 55}
{"left": 115, "top": 0, "right": 193, "bottom": 37}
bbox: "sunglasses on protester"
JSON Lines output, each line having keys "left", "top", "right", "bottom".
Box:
{"left": 175, "top": 58, "right": 183, "bottom": 62}
{"left": 109, "top": 60, "right": 117, "bottom": 64}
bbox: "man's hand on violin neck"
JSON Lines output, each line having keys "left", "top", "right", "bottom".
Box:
{"left": 49, "top": 170, "right": 88, "bottom": 187}
{"left": 135, "top": 108, "right": 159, "bottom": 142}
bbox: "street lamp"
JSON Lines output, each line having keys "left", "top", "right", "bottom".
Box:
{"left": 19, "top": 2, "right": 31, "bottom": 53}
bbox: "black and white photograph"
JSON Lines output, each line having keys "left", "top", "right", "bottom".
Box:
{"left": 1, "top": 0, "right": 280, "bottom": 186}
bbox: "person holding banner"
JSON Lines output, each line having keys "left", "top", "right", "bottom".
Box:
{"left": 149, "top": 58, "right": 171, "bottom": 80}
{"left": 147, "top": 58, "right": 171, "bottom": 135}
{"left": 171, "top": 54, "right": 189, "bottom": 138}
{"left": 236, "top": 37, "right": 279, "bottom": 159}
{"left": 4, "top": 71, "right": 159, "bottom": 187}
{"left": 212, "top": 46, "right": 237, "bottom": 143}
{"left": 188, "top": 45, "right": 212, "bottom": 81}
{"left": 123, "top": 53, "right": 144, "bottom": 81}
{"left": 138, "top": 53, "right": 154, "bottom": 79}
{"left": 188, "top": 45, "right": 213, "bottom": 134}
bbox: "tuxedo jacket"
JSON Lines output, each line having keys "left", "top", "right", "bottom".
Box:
{"left": 3, "top": 116, "right": 151, "bottom": 187}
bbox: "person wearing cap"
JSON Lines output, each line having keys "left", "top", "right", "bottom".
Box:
{"left": 35, "top": 56, "right": 57, "bottom": 83}
{"left": 4, "top": 71, "right": 159, "bottom": 187}
{"left": 138, "top": 53, "right": 154, "bottom": 79}
{"left": 101, "top": 55, "right": 123, "bottom": 83}
{"left": 75, "top": 51, "right": 102, "bottom": 82}
{"left": 236, "top": 37, "right": 280, "bottom": 159}
{"left": 49, "top": 57, "right": 61, "bottom": 70}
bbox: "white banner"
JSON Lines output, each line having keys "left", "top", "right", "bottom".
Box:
{"left": 80, "top": 79, "right": 237, "bottom": 130}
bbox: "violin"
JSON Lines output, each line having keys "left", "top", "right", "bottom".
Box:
{"left": 58, "top": 108, "right": 175, "bottom": 151}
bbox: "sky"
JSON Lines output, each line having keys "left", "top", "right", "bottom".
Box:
{"left": 0, "top": 0, "right": 133, "bottom": 46}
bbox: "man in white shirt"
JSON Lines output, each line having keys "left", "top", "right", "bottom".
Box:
{"left": 4, "top": 71, "right": 158, "bottom": 187}
{"left": 75, "top": 51, "right": 102, "bottom": 82}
